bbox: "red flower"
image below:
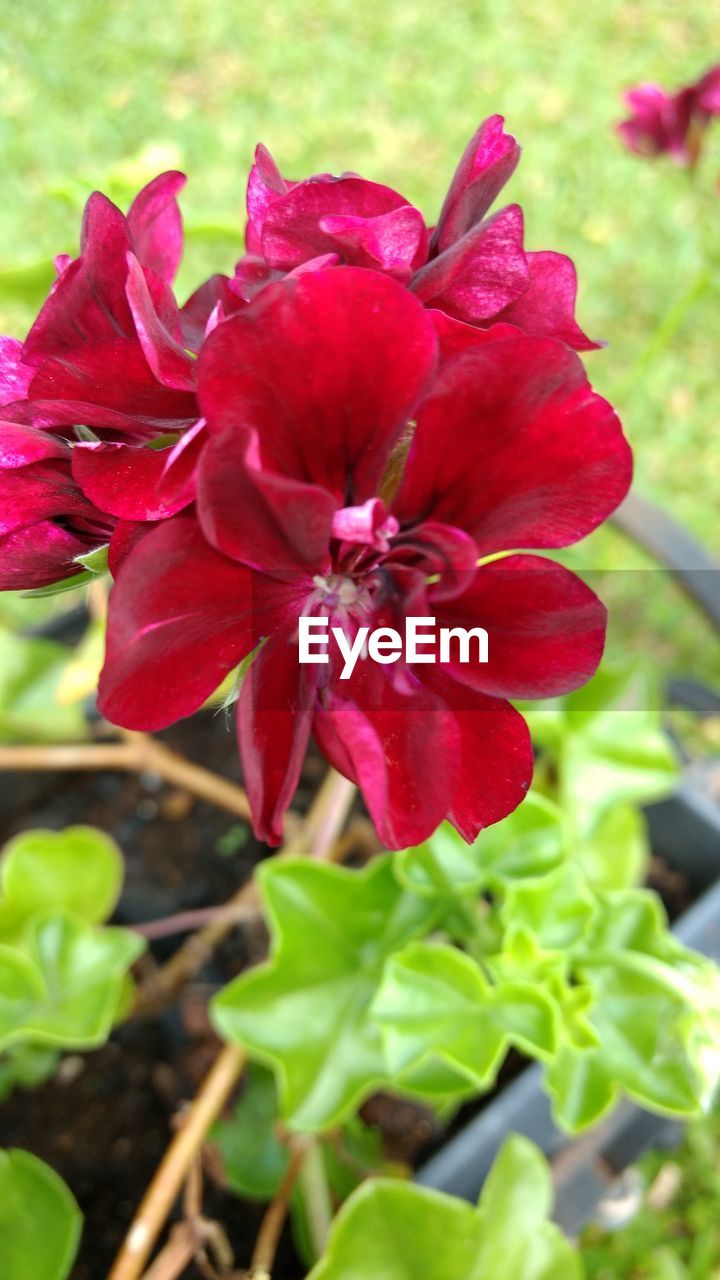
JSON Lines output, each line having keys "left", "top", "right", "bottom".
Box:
{"left": 1, "top": 173, "right": 201, "bottom": 438}
{"left": 98, "top": 269, "right": 631, "bottom": 849}
{"left": 0, "top": 422, "right": 114, "bottom": 588}
{"left": 0, "top": 175, "right": 237, "bottom": 585}
{"left": 617, "top": 65, "right": 720, "bottom": 166}
{"left": 236, "top": 116, "right": 599, "bottom": 351}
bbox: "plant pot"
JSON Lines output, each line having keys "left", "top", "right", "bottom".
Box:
{"left": 415, "top": 778, "right": 720, "bottom": 1232}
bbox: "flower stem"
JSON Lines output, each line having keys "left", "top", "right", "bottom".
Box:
{"left": 110, "top": 767, "right": 357, "bottom": 1279}
{"left": 297, "top": 1137, "right": 334, "bottom": 1262}
{"left": 249, "top": 1141, "right": 307, "bottom": 1279}
{"left": 107, "top": 1043, "right": 246, "bottom": 1280}
{"left": 0, "top": 730, "right": 253, "bottom": 821}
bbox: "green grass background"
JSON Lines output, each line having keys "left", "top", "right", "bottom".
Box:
{"left": 0, "top": 0, "right": 718, "bottom": 677}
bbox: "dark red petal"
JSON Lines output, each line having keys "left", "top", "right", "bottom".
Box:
{"left": 432, "top": 116, "right": 521, "bottom": 252}
{"left": 261, "top": 176, "right": 411, "bottom": 270}
{"left": 98, "top": 516, "right": 257, "bottom": 730}
{"left": 313, "top": 665, "right": 461, "bottom": 849}
{"left": 108, "top": 519, "right": 154, "bottom": 576}
{"left": 198, "top": 425, "right": 335, "bottom": 572}
{"left": 72, "top": 440, "right": 192, "bottom": 521}
{"left": 317, "top": 205, "right": 428, "bottom": 281}
{"left": 0, "top": 520, "right": 94, "bottom": 589}
{"left": 410, "top": 206, "right": 529, "bottom": 324}
{"left": 158, "top": 419, "right": 206, "bottom": 510}
{"left": 394, "top": 333, "right": 632, "bottom": 552}
{"left": 180, "top": 275, "right": 234, "bottom": 351}
{"left": 198, "top": 267, "right": 437, "bottom": 505}
{"left": 433, "top": 554, "right": 606, "bottom": 699}
{"left": 421, "top": 668, "right": 533, "bottom": 841}
{"left": 0, "top": 421, "right": 69, "bottom": 467}
{"left": 230, "top": 256, "right": 283, "bottom": 303}
{"left": 125, "top": 255, "right": 195, "bottom": 390}
{"left": 26, "top": 338, "right": 198, "bottom": 432}
{"left": 430, "top": 312, "right": 521, "bottom": 363}
{"left": 24, "top": 193, "right": 133, "bottom": 363}
{"left": 246, "top": 144, "right": 290, "bottom": 253}
{"left": 237, "top": 622, "right": 317, "bottom": 845}
{"left": 127, "top": 171, "right": 186, "bottom": 284}
{"left": 496, "top": 251, "right": 601, "bottom": 351}
{"left": 0, "top": 338, "right": 34, "bottom": 405}
{"left": 0, "top": 461, "right": 92, "bottom": 535}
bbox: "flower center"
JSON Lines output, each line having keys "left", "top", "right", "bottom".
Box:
{"left": 312, "top": 573, "right": 369, "bottom": 611}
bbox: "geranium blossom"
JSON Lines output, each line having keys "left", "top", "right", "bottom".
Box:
{"left": 0, "top": 422, "right": 114, "bottom": 588}
{"left": 98, "top": 269, "right": 632, "bottom": 849}
{"left": 236, "top": 115, "right": 599, "bottom": 351}
{"left": 0, "top": 175, "right": 229, "bottom": 585}
{"left": 618, "top": 64, "right": 720, "bottom": 165}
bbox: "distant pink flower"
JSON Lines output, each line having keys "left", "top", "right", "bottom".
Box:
{"left": 97, "top": 269, "right": 632, "bottom": 849}
{"left": 236, "top": 116, "right": 599, "bottom": 352}
{"left": 618, "top": 64, "right": 720, "bottom": 166}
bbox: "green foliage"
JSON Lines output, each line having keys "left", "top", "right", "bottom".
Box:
{"left": 0, "top": 827, "right": 144, "bottom": 1080}
{"left": 212, "top": 855, "right": 439, "bottom": 1130}
{"left": 374, "top": 943, "right": 558, "bottom": 1090}
{"left": 74, "top": 544, "right": 109, "bottom": 575}
{"left": 214, "top": 796, "right": 718, "bottom": 1136}
{"left": 0, "top": 625, "right": 87, "bottom": 743}
{"left": 0, "top": 1148, "right": 81, "bottom": 1280}
{"left": 525, "top": 664, "right": 678, "bottom": 837}
{"left": 395, "top": 793, "right": 566, "bottom": 898}
{"left": 581, "top": 1109, "right": 720, "bottom": 1279}
{"left": 0, "top": 1042, "right": 59, "bottom": 1102}
{"left": 0, "top": 827, "right": 124, "bottom": 939}
{"left": 213, "top": 1062, "right": 290, "bottom": 1199}
{"left": 308, "top": 1135, "right": 582, "bottom": 1280}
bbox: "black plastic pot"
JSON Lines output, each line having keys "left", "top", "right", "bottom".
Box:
{"left": 415, "top": 775, "right": 720, "bottom": 1233}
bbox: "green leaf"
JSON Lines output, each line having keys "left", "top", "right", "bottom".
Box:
{"left": 373, "top": 942, "right": 557, "bottom": 1090}
{"left": 0, "top": 626, "right": 87, "bottom": 743}
{"left": 22, "top": 572, "right": 94, "bottom": 598}
{"left": 0, "top": 911, "right": 145, "bottom": 1052}
{"left": 469, "top": 792, "right": 568, "bottom": 884}
{"left": 307, "top": 1136, "right": 582, "bottom": 1280}
{"left": 523, "top": 663, "right": 678, "bottom": 832}
{"left": 575, "top": 803, "right": 650, "bottom": 891}
{"left": 0, "top": 1042, "right": 59, "bottom": 1102}
{"left": 0, "top": 1148, "right": 81, "bottom": 1280}
{"left": 0, "top": 826, "right": 124, "bottom": 941}
{"left": 395, "top": 794, "right": 566, "bottom": 899}
{"left": 500, "top": 864, "right": 597, "bottom": 951}
{"left": 395, "top": 826, "right": 487, "bottom": 897}
{"left": 212, "top": 855, "right": 438, "bottom": 1131}
{"left": 213, "top": 1063, "right": 290, "bottom": 1199}
{"left": 74, "top": 544, "right": 109, "bottom": 574}
{"left": 548, "top": 950, "right": 720, "bottom": 1130}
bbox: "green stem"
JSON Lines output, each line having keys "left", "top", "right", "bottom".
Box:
{"left": 415, "top": 844, "right": 481, "bottom": 939}
{"left": 297, "top": 1137, "right": 334, "bottom": 1261}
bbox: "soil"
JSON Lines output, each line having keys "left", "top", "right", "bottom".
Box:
{"left": 0, "top": 705, "right": 700, "bottom": 1278}
{"left": 0, "top": 712, "right": 314, "bottom": 1279}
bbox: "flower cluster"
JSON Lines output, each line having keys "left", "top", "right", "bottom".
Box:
{"left": 0, "top": 118, "right": 632, "bottom": 847}
{"left": 618, "top": 63, "right": 720, "bottom": 166}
